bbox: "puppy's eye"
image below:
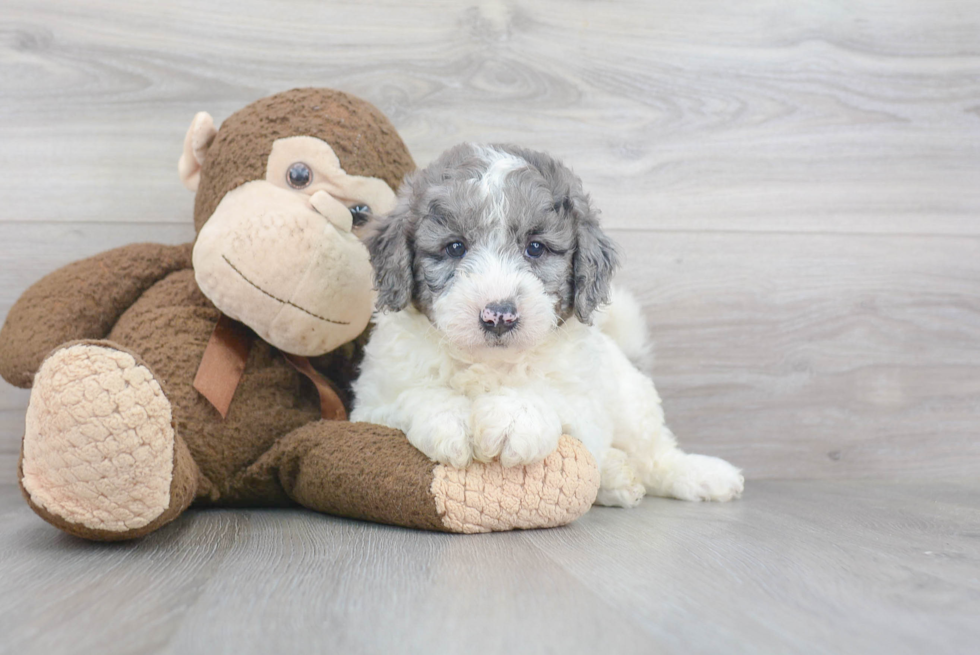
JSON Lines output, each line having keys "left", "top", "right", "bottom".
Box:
{"left": 349, "top": 204, "right": 372, "bottom": 228}
{"left": 525, "top": 241, "right": 546, "bottom": 258}
{"left": 446, "top": 241, "right": 467, "bottom": 258}
{"left": 286, "top": 162, "right": 313, "bottom": 189}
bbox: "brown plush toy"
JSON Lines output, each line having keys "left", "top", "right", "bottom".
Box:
{"left": 0, "top": 88, "right": 599, "bottom": 539}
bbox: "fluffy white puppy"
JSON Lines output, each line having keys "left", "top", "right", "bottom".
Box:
{"left": 351, "top": 144, "right": 744, "bottom": 507}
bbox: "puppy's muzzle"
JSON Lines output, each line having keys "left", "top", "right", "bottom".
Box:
{"left": 480, "top": 300, "right": 519, "bottom": 336}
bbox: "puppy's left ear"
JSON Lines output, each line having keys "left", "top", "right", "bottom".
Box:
{"left": 501, "top": 145, "right": 619, "bottom": 323}
{"left": 569, "top": 197, "right": 619, "bottom": 323}
{"left": 366, "top": 199, "right": 415, "bottom": 312}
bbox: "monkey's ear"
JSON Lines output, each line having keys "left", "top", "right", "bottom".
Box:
{"left": 178, "top": 111, "right": 217, "bottom": 192}
{"left": 366, "top": 201, "right": 415, "bottom": 312}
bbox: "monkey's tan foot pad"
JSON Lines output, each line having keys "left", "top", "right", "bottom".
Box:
{"left": 430, "top": 435, "right": 600, "bottom": 534}
{"left": 20, "top": 343, "right": 175, "bottom": 534}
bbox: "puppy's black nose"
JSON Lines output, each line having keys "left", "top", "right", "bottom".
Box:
{"left": 480, "top": 301, "right": 519, "bottom": 336}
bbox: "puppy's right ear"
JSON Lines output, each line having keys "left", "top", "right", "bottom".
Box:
{"left": 366, "top": 202, "right": 414, "bottom": 312}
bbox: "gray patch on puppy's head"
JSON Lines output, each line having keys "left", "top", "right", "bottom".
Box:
{"left": 368, "top": 142, "right": 618, "bottom": 342}
{"left": 490, "top": 144, "right": 620, "bottom": 323}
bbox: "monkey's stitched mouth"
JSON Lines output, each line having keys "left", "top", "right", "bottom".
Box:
{"left": 221, "top": 255, "right": 351, "bottom": 325}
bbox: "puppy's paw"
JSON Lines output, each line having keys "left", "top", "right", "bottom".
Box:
{"left": 407, "top": 401, "right": 474, "bottom": 469}
{"left": 666, "top": 453, "right": 744, "bottom": 502}
{"left": 470, "top": 393, "right": 562, "bottom": 467}
{"left": 595, "top": 448, "right": 645, "bottom": 508}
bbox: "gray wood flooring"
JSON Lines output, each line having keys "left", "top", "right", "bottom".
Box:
{"left": 1, "top": 0, "right": 979, "bottom": 653}
{"left": 1, "top": 480, "right": 978, "bottom": 655}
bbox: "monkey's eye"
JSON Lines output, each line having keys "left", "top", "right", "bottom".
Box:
{"left": 286, "top": 162, "right": 313, "bottom": 189}
{"left": 446, "top": 241, "right": 467, "bottom": 258}
{"left": 525, "top": 241, "right": 546, "bottom": 258}
{"left": 349, "top": 204, "right": 372, "bottom": 228}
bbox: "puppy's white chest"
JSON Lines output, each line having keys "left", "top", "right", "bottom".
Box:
{"left": 446, "top": 360, "right": 529, "bottom": 396}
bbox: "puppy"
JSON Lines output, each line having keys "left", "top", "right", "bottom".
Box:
{"left": 351, "top": 144, "right": 744, "bottom": 506}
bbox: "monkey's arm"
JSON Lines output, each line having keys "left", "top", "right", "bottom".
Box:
{"left": 0, "top": 242, "right": 193, "bottom": 388}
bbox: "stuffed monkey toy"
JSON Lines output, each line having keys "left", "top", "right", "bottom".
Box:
{"left": 0, "top": 88, "right": 599, "bottom": 539}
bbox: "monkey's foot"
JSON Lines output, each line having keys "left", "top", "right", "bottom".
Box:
{"left": 271, "top": 423, "right": 600, "bottom": 534}
{"left": 430, "top": 435, "right": 600, "bottom": 533}
{"left": 19, "top": 342, "right": 194, "bottom": 540}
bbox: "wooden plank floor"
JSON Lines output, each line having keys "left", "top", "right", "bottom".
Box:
{"left": 1, "top": 480, "right": 978, "bottom": 655}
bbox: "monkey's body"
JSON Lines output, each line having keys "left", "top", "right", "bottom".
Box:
{"left": 0, "top": 89, "right": 599, "bottom": 540}
{"left": 98, "top": 257, "right": 324, "bottom": 507}
{"left": 10, "top": 245, "right": 480, "bottom": 536}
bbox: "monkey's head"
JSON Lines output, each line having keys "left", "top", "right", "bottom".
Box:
{"left": 179, "top": 88, "right": 415, "bottom": 356}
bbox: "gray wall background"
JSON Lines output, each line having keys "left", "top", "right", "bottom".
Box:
{"left": 2, "top": 0, "right": 978, "bottom": 482}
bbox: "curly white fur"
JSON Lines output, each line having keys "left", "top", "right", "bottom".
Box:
{"left": 352, "top": 288, "right": 744, "bottom": 507}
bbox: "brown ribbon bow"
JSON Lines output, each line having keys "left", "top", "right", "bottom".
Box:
{"left": 193, "top": 314, "right": 347, "bottom": 421}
